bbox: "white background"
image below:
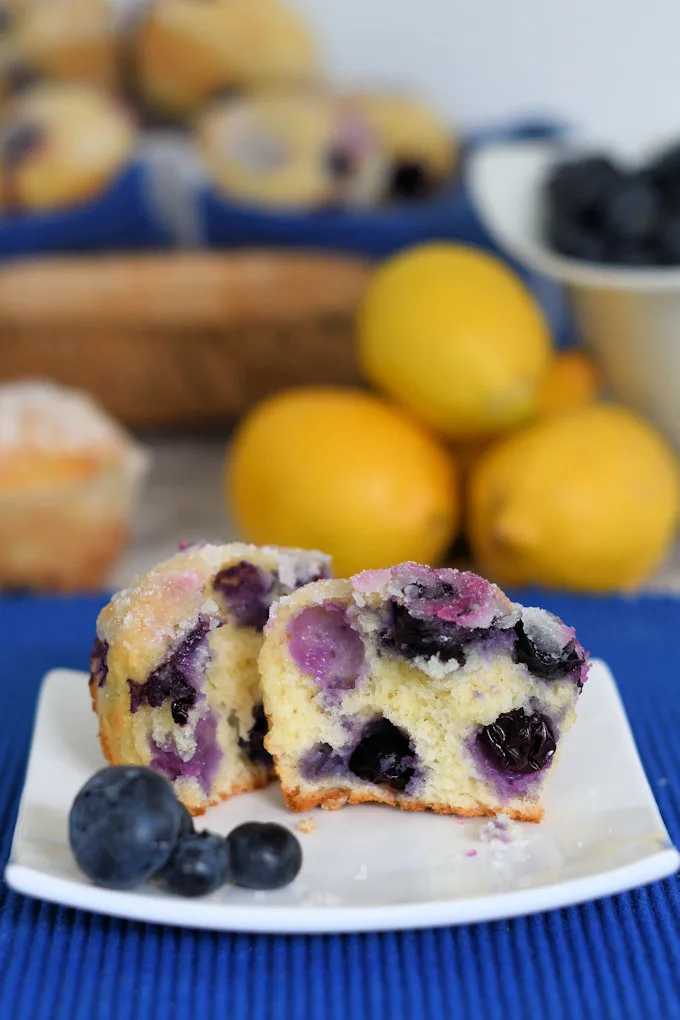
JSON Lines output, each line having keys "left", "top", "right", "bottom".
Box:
{"left": 290, "top": 0, "right": 680, "bottom": 153}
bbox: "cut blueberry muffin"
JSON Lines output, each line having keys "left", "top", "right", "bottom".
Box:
{"left": 91, "top": 541, "right": 331, "bottom": 815}
{"left": 259, "top": 563, "right": 589, "bottom": 822}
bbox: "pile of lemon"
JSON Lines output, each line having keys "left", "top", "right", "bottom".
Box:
{"left": 228, "top": 243, "right": 680, "bottom": 591}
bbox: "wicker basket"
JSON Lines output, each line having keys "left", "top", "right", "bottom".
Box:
{"left": 0, "top": 252, "right": 373, "bottom": 428}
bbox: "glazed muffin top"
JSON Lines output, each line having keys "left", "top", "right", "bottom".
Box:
{"left": 0, "top": 379, "right": 143, "bottom": 494}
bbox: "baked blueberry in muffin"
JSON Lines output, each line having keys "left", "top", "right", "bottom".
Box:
{"left": 259, "top": 563, "right": 588, "bottom": 821}
{"left": 90, "top": 541, "right": 331, "bottom": 815}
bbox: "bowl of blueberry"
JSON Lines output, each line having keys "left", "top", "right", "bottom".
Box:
{"left": 468, "top": 136, "right": 680, "bottom": 450}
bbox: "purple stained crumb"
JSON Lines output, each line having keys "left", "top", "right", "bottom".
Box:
{"left": 128, "top": 616, "right": 216, "bottom": 725}
{"left": 479, "top": 814, "right": 515, "bottom": 844}
{"left": 288, "top": 603, "right": 365, "bottom": 694}
{"left": 149, "top": 711, "right": 222, "bottom": 796}
{"left": 299, "top": 741, "right": 349, "bottom": 781}
{"left": 465, "top": 849, "right": 478, "bottom": 858}
{"left": 90, "top": 637, "right": 109, "bottom": 688}
{"left": 213, "top": 561, "right": 274, "bottom": 631}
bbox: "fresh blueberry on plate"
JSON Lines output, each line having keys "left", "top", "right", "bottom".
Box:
{"left": 69, "top": 766, "right": 187, "bottom": 890}
{"left": 160, "top": 831, "right": 232, "bottom": 897}
{"left": 227, "top": 822, "right": 303, "bottom": 890}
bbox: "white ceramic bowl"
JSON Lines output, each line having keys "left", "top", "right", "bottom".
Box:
{"left": 467, "top": 140, "right": 680, "bottom": 449}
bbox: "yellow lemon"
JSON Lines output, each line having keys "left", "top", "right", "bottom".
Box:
{"left": 537, "top": 350, "right": 600, "bottom": 417}
{"left": 358, "top": 243, "right": 552, "bottom": 439}
{"left": 228, "top": 387, "right": 459, "bottom": 577}
{"left": 468, "top": 404, "right": 680, "bottom": 592}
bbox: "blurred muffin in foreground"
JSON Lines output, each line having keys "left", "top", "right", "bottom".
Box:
{"left": 136, "top": 0, "right": 320, "bottom": 119}
{"left": 0, "top": 380, "right": 148, "bottom": 592}
{"left": 344, "top": 93, "right": 458, "bottom": 201}
{"left": 0, "top": 82, "right": 136, "bottom": 213}
{"left": 11, "top": 0, "right": 120, "bottom": 92}
{"left": 197, "top": 92, "right": 386, "bottom": 209}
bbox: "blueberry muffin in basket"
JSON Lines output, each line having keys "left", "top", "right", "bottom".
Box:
{"left": 197, "top": 91, "right": 386, "bottom": 209}
{"left": 344, "top": 93, "right": 458, "bottom": 201}
{"left": 136, "top": 0, "right": 319, "bottom": 119}
{"left": 91, "top": 542, "right": 331, "bottom": 815}
{"left": 259, "top": 563, "right": 589, "bottom": 821}
{"left": 11, "top": 0, "right": 120, "bottom": 93}
{"left": 0, "top": 82, "right": 136, "bottom": 213}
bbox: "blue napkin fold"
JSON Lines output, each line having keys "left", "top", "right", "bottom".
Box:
{"left": 0, "top": 161, "right": 171, "bottom": 259}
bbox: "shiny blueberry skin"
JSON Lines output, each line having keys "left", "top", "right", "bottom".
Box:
{"left": 69, "top": 767, "right": 186, "bottom": 890}
{"left": 348, "top": 717, "right": 417, "bottom": 792}
{"left": 227, "top": 823, "right": 302, "bottom": 890}
{"left": 477, "top": 709, "right": 556, "bottom": 776}
{"left": 160, "top": 831, "right": 231, "bottom": 897}
{"left": 513, "top": 620, "right": 583, "bottom": 686}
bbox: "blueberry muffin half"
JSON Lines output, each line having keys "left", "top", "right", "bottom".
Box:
{"left": 259, "top": 563, "right": 589, "bottom": 821}
{"left": 91, "top": 542, "right": 331, "bottom": 815}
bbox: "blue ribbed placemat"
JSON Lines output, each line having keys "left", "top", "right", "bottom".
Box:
{"left": 0, "top": 592, "right": 678, "bottom": 1020}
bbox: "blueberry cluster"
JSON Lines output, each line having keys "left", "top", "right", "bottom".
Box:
{"left": 544, "top": 143, "right": 680, "bottom": 265}
{"left": 69, "top": 766, "right": 302, "bottom": 897}
{"left": 380, "top": 600, "right": 582, "bottom": 685}
{"left": 380, "top": 601, "right": 472, "bottom": 666}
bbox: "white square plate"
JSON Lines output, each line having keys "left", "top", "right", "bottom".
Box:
{"left": 5, "top": 661, "right": 678, "bottom": 934}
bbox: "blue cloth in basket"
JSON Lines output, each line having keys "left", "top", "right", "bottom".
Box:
{"left": 0, "top": 161, "right": 170, "bottom": 259}
{"left": 0, "top": 589, "right": 678, "bottom": 1019}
